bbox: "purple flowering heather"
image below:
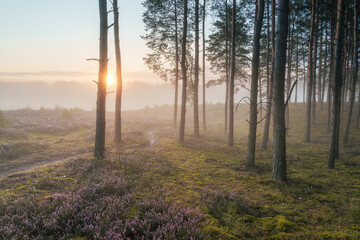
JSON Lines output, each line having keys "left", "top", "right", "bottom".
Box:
{"left": 0, "top": 175, "right": 205, "bottom": 239}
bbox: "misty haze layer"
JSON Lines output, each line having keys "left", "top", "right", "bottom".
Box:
{"left": 0, "top": 81, "right": 241, "bottom": 111}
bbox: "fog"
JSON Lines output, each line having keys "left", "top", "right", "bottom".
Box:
{"left": 0, "top": 80, "right": 253, "bottom": 111}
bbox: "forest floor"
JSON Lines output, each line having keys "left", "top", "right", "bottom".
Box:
{"left": 0, "top": 103, "right": 359, "bottom": 239}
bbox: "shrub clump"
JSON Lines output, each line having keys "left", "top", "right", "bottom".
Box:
{"left": 0, "top": 175, "right": 205, "bottom": 239}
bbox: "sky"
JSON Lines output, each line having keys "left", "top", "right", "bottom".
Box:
{"left": 0, "top": 0, "right": 161, "bottom": 83}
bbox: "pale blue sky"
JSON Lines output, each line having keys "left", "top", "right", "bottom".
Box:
{"left": 0, "top": 0, "right": 160, "bottom": 83}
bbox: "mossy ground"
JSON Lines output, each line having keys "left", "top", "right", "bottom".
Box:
{"left": 0, "top": 103, "right": 359, "bottom": 239}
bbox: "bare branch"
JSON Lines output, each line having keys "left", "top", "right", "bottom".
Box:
{"left": 87, "top": 58, "right": 100, "bottom": 62}
{"left": 108, "top": 23, "right": 115, "bottom": 29}
{"left": 92, "top": 80, "right": 98, "bottom": 85}
{"left": 106, "top": 91, "right": 115, "bottom": 95}
{"left": 285, "top": 80, "right": 298, "bottom": 107}
{"left": 257, "top": 113, "right": 270, "bottom": 125}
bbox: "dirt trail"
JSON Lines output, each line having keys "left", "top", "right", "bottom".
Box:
{"left": 0, "top": 131, "right": 160, "bottom": 178}
{"left": 0, "top": 148, "right": 89, "bottom": 178}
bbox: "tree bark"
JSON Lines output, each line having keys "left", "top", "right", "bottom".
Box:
{"left": 202, "top": 0, "right": 206, "bottom": 131}
{"left": 272, "top": 0, "right": 289, "bottom": 182}
{"left": 228, "top": 0, "right": 236, "bottom": 146}
{"left": 328, "top": 0, "right": 345, "bottom": 169}
{"left": 173, "top": 0, "right": 179, "bottom": 128}
{"left": 246, "top": 0, "right": 265, "bottom": 168}
{"left": 356, "top": 81, "right": 360, "bottom": 129}
{"left": 179, "top": 0, "right": 188, "bottom": 144}
{"left": 343, "top": 0, "right": 358, "bottom": 144}
{"left": 94, "top": 0, "right": 108, "bottom": 159}
{"left": 318, "top": 20, "right": 323, "bottom": 110}
{"left": 261, "top": 0, "right": 275, "bottom": 150}
{"left": 295, "top": 32, "right": 299, "bottom": 104}
{"left": 285, "top": 13, "right": 293, "bottom": 133}
{"left": 321, "top": 22, "right": 328, "bottom": 110}
{"left": 194, "top": 0, "right": 200, "bottom": 138}
{"left": 305, "top": 0, "right": 316, "bottom": 143}
{"left": 302, "top": 51, "right": 307, "bottom": 103}
{"left": 328, "top": 15, "right": 336, "bottom": 133}
{"left": 114, "top": 0, "right": 123, "bottom": 144}
{"left": 311, "top": 1, "right": 319, "bottom": 124}
{"left": 225, "top": 0, "right": 229, "bottom": 135}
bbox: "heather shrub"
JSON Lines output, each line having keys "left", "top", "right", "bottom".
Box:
{"left": 0, "top": 176, "right": 205, "bottom": 239}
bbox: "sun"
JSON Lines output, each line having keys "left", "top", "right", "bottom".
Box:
{"left": 107, "top": 74, "right": 115, "bottom": 85}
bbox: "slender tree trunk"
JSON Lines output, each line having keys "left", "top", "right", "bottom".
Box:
{"left": 265, "top": 0, "right": 270, "bottom": 111}
{"left": 246, "top": 0, "right": 265, "bottom": 168}
{"left": 179, "top": 0, "right": 188, "bottom": 144}
{"left": 295, "top": 33, "right": 299, "bottom": 104}
{"left": 312, "top": 2, "right": 319, "bottom": 124}
{"left": 272, "top": 0, "right": 289, "bottom": 182}
{"left": 259, "top": 70, "right": 263, "bottom": 123}
{"left": 318, "top": 20, "right": 323, "bottom": 109}
{"left": 329, "top": 0, "right": 345, "bottom": 169}
{"left": 343, "top": 0, "right": 358, "bottom": 144}
{"left": 194, "top": 0, "right": 200, "bottom": 138}
{"left": 305, "top": 0, "right": 316, "bottom": 142}
{"left": 94, "top": 0, "right": 108, "bottom": 159}
{"left": 321, "top": 22, "right": 328, "bottom": 110}
{"left": 302, "top": 51, "right": 307, "bottom": 103}
{"left": 114, "top": 0, "right": 123, "bottom": 144}
{"left": 356, "top": 81, "right": 360, "bottom": 129}
{"left": 285, "top": 13, "right": 293, "bottom": 133}
{"left": 341, "top": 28, "right": 349, "bottom": 119}
{"left": 225, "top": 0, "right": 229, "bottom": 135}
{"left": 174, "top": 0, "right": 179, "bottom": 128}
{"left": 202, "top": 0, "right": 206, "bottom": 131}
{"left": 328, "top": 16, "right": 336, "bottom": 133}
{"left": 228, "top": 0, "right": 236, "bottom": 146}
{"left": 261, "top": 0, "right": 275, "bottom": 150}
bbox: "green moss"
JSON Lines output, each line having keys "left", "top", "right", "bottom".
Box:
{"left": 202, "top": 225, "right": 239, "bottom": 240}
{"left": 321, "top": 231, "right": 352, "bottom": 239}
{"left": 275, "top": 216, "right": 298, "bottom": 233}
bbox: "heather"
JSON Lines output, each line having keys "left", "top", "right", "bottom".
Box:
{"left": 0, "top": 172, "right": 205, "bottom": 239}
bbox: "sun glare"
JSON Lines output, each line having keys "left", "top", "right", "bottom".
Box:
{"left": 107, "top": 74, "right": 114, "bottom": 85}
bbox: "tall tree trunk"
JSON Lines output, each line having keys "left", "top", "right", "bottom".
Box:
{"left": 295, "top": 32, "right": 299, "bottom": 104}
{"left": 174, "top": 0, "right": 179, "bottom": 128}
{"left": 312, "top": 1, "right": 319, "bottom": 124}
{"left": 265, "top": 0, "right": 270, "bottom": 111}
{"left": 246, "top": 0, "right": 265, "bottom": 168}
{"left": 302, "top": 51, "right": 307, "bottom": 103}
{"left": 194, "top": 0, "right": 200, "bottom": 138}
{"left": 94, "top": 0, "right": 108, "bottom": 159}
{"left": 341, "top": 26, "right": 349, "bottom": 119}
{"left": 329, "top": 0, "right": 345, "bottom": 169}
{"left": 318, "top": 20, "right": 323, "bottom": 110}
{"left": 343, "top": 0, "right": 358, "bottom": 144}
{"left": 321, "top": 22, "right": 328, "bottom": 110}
{"left": 202, "top": 0, "right": 206, "bottom": 131}
{"left": 179, "top": 0, "right": 188, "bottom": 144}
{"left": 228, "top": 0, "right": 236, "bottom": 146}
{"left": 261, "top": 0, "right": 275, "bottom": 150}
{"left": 114, "top": 0, "right": 123, "bottom": 144}
{"left": 285, "top": 13, "right": 293, "bottom": 133}
{"left": 225, "top": 0, "right": 229, "bottom": 135}
{"left": 272, "top": 0, "right": 289, "bottom": 182}
{"left": 328, "top": 15, "right": 336, "bottom": 133}
{"left": 259, "top": 70, "right": 263, "bottom": 123}
{"left": 305, "top": 0, "right": 316, "bottom": 142}
{"left": 356, "top": 81, "right": 360, "bottom": 129}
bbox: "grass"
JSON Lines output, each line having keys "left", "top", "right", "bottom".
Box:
{"left": 0, "top": 103, "right": 359, "bottom": 239}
